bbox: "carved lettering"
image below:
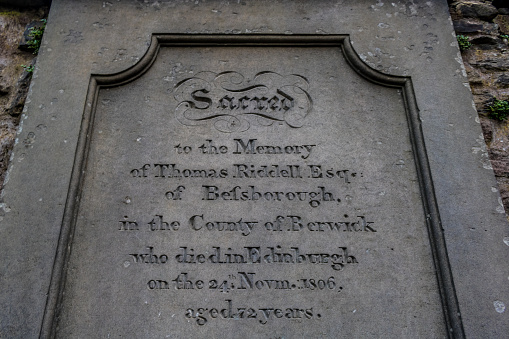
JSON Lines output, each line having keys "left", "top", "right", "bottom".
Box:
{"left": 184, "top": 299, "right": 320, "bottom": 325}
{"left": 233, "top": 139, "right": 316, "bottom": 159}
{"left": 216, "top": 89, "right": 294, "bottom": 113}
{"left": 173, "top": 246, "right": 357, "bottom": 271}
{"left": 118, "top": 216, "right": 138, "bottom": 231}
{"left": 148, "top": 215, "right": 180, "bottom": 231}
{"left": 233, "top": 164, "right": 302, "bottom": 179}
{"left": 173, "top": 71, "right": 312, "bottom": 132}
{"left": 189, "top": 214, "right": 257, "bottom": 236}
{"left": 201, "top": 185, "right": 337, "bottom": 208}
{"left": 129, "top": 246, "right": 168, "bottom": 264}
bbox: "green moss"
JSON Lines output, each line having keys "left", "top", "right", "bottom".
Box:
{"left": 26, "top": 19, "right": 46, "bottom": 55}
{"left": 457, "top": 35, "right": 472, "bottom": 51}
{"left": 488, "top": 98, "right": 509, "bottom": 121}
{"left": 0, "top": 10, "right": 22, "bottom": 17}
{"left": 21, "top": 64, "right": 34, "bottom": 73}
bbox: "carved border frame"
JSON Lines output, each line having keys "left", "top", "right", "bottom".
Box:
{"left": 41, "top": 35, "right": 465, "bottom": 338}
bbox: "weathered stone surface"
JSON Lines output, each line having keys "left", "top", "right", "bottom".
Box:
{"left": 453, "top": 1, "right": 509, "bottom": 219}
{"left": 5, "top": 62, "right": 33, "bottom": 116}
{"left": 18, "top": 20, "right": 44, "bottom": 52}
{"left": 496, "top": 73, "right": 509, "bottom": 87}
{"left": 494, "top": 14, "right": 509, "bottom": 34}
{"left": 480, "top": 115, "right": 494, "bottom": 142}
{"left": 453, "top": 19, "right": 484, "bottom": 32}
{"left": 471, "top": 35, "right": 501, "bottom": 49}
{"left": 496, "top": 176, "right": 509, "bottom": 208}
{"left": 482, "top": 21, "right": 501, "bottom": 34}
{"left": 0, "top": 7, "right": 44, "bottom": 116}
{"left": 0, "top": 116, "right": 17, "bottom": 189}
{"left": 457, "top": 1, "right": 499, "bottom": 21}
{"left": 472, "top": 56, "right": 509, "bottom": 71}
{"left": 0, "top": 6, "right": 46, "bottom": 192}
{"left": 58, "top": 42, "right": 448, "bottom": 338}
{"left": 1, "top": 1, "right": 508, "bottom": 338}
{"left": 490, "top": 149, "right": 509, "bottom": 176}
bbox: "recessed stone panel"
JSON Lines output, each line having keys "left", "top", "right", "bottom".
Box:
{"left": 55, "top": 38, "right": 446, "bottom": 338}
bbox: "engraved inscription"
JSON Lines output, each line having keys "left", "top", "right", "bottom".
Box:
{"left": 57, "top": 43, "right": 447, "bottom": 338}
{"left": 173, "top": 72, "right": 312, "bottom": 132}
{"left": 118, "top": 213, "right": 376, "bottom": 236}
{"left": 184, "top": 299, "right": 321, "bottom": 325}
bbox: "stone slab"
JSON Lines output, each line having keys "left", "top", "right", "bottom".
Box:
{"left": 0, "top": 1, "right": 508, "bottom": 338}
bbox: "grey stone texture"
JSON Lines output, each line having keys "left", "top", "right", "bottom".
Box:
{"left": 494, "top": 14, "right": 509, "bottom": 34}
{"left": 450, "top": 2, "right": 509, "bottom": 211}
{"left": 1, "top": 0, "right": 508, "bottom": 338}
{"left": 58, "top": 39, "right": 448, "bottom": 338}
{"left": 18, "top": 20, "right": 46, "bottom": 52}
{"left": 456, "top": 1, "right": 499, "bottom": 21}
{"left": 453, "top": 20, "right": 484, "bottom": 33}
{"left": 0, "top": 6, "right": 47, "bottom": 193}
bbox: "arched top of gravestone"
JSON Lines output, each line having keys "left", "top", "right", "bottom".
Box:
{"left": 90, "top": 35, "right": 409, "bottom": 90}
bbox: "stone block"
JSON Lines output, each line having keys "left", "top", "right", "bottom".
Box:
{"left": 457, "top": 1, "right": 499, "bottom": 21}
{"left": 0, "top": 1, "right": 507, "bottom": 338}
{"left": 490, "top": 147, "right": 509, "bottom": 176}
{"left": 496, "top": 74, "right": 509, "bottom": 87}
{"left": 494, "top": 14, "right": 509, "bottom": 34}
{"left": 18, "top": 20, "right": 45, "bottom": 52}
{"left": 453, "top": 19, "right": 484, "bottom": 33}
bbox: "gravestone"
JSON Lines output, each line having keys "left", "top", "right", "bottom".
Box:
{"left": 1, "top": 1, "right": 508, "bottom": 338}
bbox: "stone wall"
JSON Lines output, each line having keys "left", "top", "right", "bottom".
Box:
{"left": 0, "top": 5, "right": 48, "bottom": 191}
{"left": 450, "top": 0, "right": 509, "bottom": 214}
{"left": 0, "top": 1, "right": 508, "bottom": 214}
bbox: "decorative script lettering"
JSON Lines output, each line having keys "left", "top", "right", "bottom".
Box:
{"left": 173, "top": 72, "right": 312, "bottom": 132}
